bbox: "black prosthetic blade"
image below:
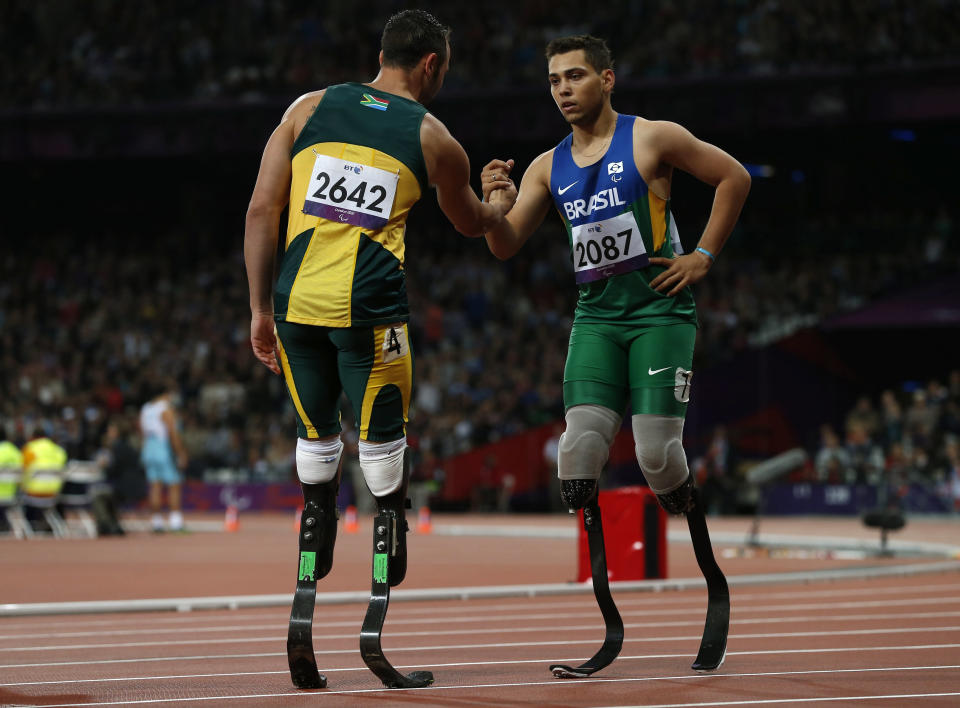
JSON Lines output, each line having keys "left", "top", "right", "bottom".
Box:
{"left": 550, "top": 501, "right": 624, "bottom": 678}
{"left": 359, "top": 510, "right": 434, "bottom": 688}
{"left": 287, "top": 504, "right": 326, "bottom": 689}
{"left": 687, "top": 487, "right": 730, "bottom": 672}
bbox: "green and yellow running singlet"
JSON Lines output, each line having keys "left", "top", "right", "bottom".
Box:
{"left": 276, "top": 83, "right": 430, "bottom": 328}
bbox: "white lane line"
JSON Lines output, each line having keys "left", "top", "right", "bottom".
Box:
{"left": 4, "top": 654, "right": 960, "bottom": 688}
{"left": 15, "top": 665, "right": 960, "bottom": 706}
{"left": 5, "top": 607, "right": 960, "bottom": 644}
{"left": 4, "top": 581, "right": 959, "bottom": 633}
{"left": 3, "top": 642, "right": 959, "bottom": 672}
{"left": 7, "top": 561, "right": 960, "bottom": 617}
{"left": 597, "top": 694, "right": 960, "bottom": 708}
{"left": 5, "top": 622, "right": 960, "bottom": 654}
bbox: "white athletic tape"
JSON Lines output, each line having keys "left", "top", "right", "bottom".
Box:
{"left": 359, "top": 437, "right": 406, "bottom": 497}
{"left": 296, "top": 437, "right": 343, "bottom": 484}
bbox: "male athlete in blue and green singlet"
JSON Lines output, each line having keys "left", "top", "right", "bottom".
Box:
{"left": 481, "top": 35, "right": 750, "bottom": 677}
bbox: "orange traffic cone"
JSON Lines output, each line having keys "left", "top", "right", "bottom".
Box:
{"left": 224, "top": 504, "right": 239, "bottom": 532}
{"left": 293, "top": 505, "right": 303, "bottom": 532}
{"left": 416, "top": 506, "right": 432, "bottom": 534}
{"left": 344, "top": 505, "right": 359, "bottom": 533}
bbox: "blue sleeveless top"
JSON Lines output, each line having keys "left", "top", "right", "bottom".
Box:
{"left": 550, "top": 113, "right": 696, "bottom": 326}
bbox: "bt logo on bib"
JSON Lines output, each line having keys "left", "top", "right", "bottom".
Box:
{"left": 607, "top": 161, "right": 623, "bottom": 182}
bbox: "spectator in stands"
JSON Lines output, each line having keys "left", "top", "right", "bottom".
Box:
{"left": 96, "top": 418, "right": 145, "bottom": 510}
{"left": 948, "top": 370, "right": 960, "bottom": 403}
{"left": 845, "top": 421, "right": 885, "bottom": 484}
{"left": 938, "top": 438, "right": 960, "bottom": 511}
{"left": 815, "top": 424, "right": 852, "bottom": 483}
{"left": 845, "top": 395, "right": 880, "bottom": 442}
{"left": 696, "top": 425, "right": 738, "bottom": 514}
{"left": 884, "top": 441, "right": 913, "bottom": 488}
{"left": 6, "top": 1, "right": 960, "bottom": 110}
{"left": 905, "top": 389, "right": 939, "bottom": 451}
{"left": 879, "top": 389, "right": 904, "bottom": 447}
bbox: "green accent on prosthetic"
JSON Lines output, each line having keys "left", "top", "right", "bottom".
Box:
{"left": 373, "top": 553, "right": 388, "bottom": 584}
{"left": 299, "top": 551, "right": 316, "bottom": 581}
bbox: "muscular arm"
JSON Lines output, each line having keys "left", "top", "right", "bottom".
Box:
{"left": 642, "top": 121, "right": 751, "bottom": 295}
{"left": 479, "top": 151, "right": 554, "bottom": 260}
{"left": 243, "top": 92, "right": 321, "bottom": 374}
{"left": 421, "top": 115, "right": 513, "bottom": 238}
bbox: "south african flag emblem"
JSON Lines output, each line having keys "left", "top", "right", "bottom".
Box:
{"left": 360, "top": 93, "right": 390, "bottom": 111}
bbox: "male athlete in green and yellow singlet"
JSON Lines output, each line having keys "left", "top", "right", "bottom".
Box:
{"left": 481, "top": 35, "right": 750, "bottom": 677}
{"left": 244, "top": 10, "right": 515, "bottom": 689}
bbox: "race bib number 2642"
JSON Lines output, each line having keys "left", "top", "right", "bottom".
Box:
{"left": 303, "top": 153, "right": 399, "bottom": 230}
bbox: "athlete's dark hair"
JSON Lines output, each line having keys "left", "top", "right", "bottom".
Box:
{"left": 381, "top": 10, "right": 450, "bottom": 70}
{"left": 545, "top": 35, "right": 614, "bottom": 73}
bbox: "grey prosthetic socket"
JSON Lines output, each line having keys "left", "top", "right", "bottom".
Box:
{"left": 632, "top": 414, "right": 695, "bottom": 515}
{"left": 371, "top": 448, "right": 412, "bottom": 587}
{"left": 558, "top": 405, "right": 621, "bottom": 512}
{"left": 298, "top": 478, "right": 340, "bottom": 580}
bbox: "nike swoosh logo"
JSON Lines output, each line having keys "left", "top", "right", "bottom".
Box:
{"left": 648, "top": 366, "right": 672, "bottom": 375}
{"left": 558, "top": 181, "right": 579, "bottom": 195}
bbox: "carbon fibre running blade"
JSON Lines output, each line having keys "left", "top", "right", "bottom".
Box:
{"left": 550, "top": 664, "right": 592, "bottom": 679}
{"left": 287, "top": 499, "right": 329, "bottom": 690}
{"left": 691, "top": 592, "right": 729, "bottom": 671}
{"left": 360, "top": 510, "right": 435, "bottom": 689}
{"left": 287, "top": 583, "right": 326, "bottom": 689}
{"left": 549, "top": 501, "right": 623, "bottom": 679}
{"left": 687, "top": 487, "right": 730, "bottom": 673}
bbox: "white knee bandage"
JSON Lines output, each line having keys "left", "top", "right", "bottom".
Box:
{"left": 359, "top": 437, "right": 406, "bottom": 497}
{"left": 632, "top": 414, "right": 689, "bottom": 494}
{"left": 296, "top": 437, "right": 343, "bottom": 484}
{"left": 557, "top": 405, "right": 622, "bottom": 480}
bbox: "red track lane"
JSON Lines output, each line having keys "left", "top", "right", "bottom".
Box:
{"left": 2, "top": 514, "right": 959, "bottom": 706}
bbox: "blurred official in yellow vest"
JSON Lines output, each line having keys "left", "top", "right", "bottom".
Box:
{"left": 0, "top": 438, "right": 23, "bottom": 503}
{"left": 21, "top": 436, "right": 68, "bottom": 497}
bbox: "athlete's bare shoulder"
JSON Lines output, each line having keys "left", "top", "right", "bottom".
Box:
{"left": 419, "top": 112, "right": 454, "bottom": 151}
{"left": 283, "top": 89, "right": 327, "bottom": 135}
{"left": 526, "top": 148, "right": 555, "bottom": 178}
{"left": 419, "top": 113, "right": 466, "bottom": 186}
{"left": 633, "top": 117, "right": 695, "bottom": 149}
{"left": 516, "top": 148, "right": 554, "bottom": 199}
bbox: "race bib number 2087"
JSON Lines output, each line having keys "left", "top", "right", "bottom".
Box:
{"left": 303, "top": 153, "right": 399, "bottom": 230}
{"left": 570, "top": 211, "right": 649, "bottom": 284}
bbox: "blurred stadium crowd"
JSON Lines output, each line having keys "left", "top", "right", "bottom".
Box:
{"left": 2, "top": 203, "right": 957, "bottom": 499}
{"left": 3, "top": 0, "right": 959, "bottom": 109}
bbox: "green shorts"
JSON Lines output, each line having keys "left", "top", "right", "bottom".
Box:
{"left": 563, "top": 321, "right": 696, "bottom": 418}
{"left": 275, "top": 321, "right": 412, "bottom": 442}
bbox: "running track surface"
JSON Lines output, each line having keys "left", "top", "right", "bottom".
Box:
{"left": 2, "top": 513, "right": 960, "bottom": 707}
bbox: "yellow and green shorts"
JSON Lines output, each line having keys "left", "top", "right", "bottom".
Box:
{"left": 275, "top": 321, "right": 412, "bottom": 442}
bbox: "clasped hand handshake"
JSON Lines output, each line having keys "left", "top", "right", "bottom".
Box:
{"left": 481, "top": 158, "right": 517, "bottom": 211}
